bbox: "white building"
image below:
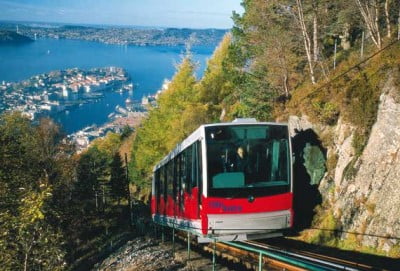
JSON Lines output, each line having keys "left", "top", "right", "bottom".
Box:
{"left": 62, "top": 85, "right": 69, "bottom": 97}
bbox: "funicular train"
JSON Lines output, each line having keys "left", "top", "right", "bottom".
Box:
{"left": 151, "top": 119, "right": 293, "bottom": 242}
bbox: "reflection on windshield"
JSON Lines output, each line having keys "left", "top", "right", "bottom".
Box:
{"left": 206, "top": 125, "right": 290, "bottom": 197}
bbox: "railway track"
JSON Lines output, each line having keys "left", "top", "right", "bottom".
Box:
{"left": 202, "top": 239, "right": 392, "bottom": 271}
{"left": 169, "top": 229, "right": 396, "bottom": 270}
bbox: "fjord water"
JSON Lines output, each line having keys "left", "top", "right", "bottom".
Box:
{"left": 0, "top": 38, "right": 214, "bottom": 133}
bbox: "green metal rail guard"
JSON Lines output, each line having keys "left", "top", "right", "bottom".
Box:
{"left": 223, "top": 241, "right": 334, "bottom": 271}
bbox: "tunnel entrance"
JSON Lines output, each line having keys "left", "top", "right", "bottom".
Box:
{"left": 291, "top": 128, "right": 325, "bottom": 232}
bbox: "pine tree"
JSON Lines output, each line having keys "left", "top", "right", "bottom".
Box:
{"left": 109, "top": 153, "right": 127, "bottom": 205}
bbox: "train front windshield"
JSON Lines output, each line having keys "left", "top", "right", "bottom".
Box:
{"left": 206, "top": 125, "right": 290, "bottom": 198}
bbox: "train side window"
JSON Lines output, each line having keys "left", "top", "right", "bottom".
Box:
{"left": 177, "top": 153, "right": 184, "bottom": 209}
{"left": 180, "top": 151, "right": 186, "bottom": 193}
{"left": 185, "top": 145, "right": 193, "bottom": 193}
{"left": 163, "top": 166, "right": 167, "bottom": 202}
{"left": 155, "top": 169, "right": 160, "bottom": 210}
{"left": 191, "top": 143, "right": 197, "bottom": 189}
{"left": 167, "top": 161, "right": 174, "bottom": 196}
{"left": 159, "top": 166, "right": 165, "bottom": 198}
{"left": 191, "top": 141, "right": 202, "bottom": 190}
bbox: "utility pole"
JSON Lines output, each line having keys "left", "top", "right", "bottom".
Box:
{"left": 361, "top": 31, "right": 365, "bottom": 58}
{"left": 95, "top": 190, "right": 98, "bottom": 211}
{"left": 333, "top": 38, "right": 337, "bottom": 70}
{"left": 102, "top": 185, "right": 106, "bottom": 212}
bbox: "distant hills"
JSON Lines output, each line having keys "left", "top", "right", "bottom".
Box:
{"left": 0, "top": 30, "right": 33, "bottom": 44}
{"left": 0, "top": 22, "right": 228, "bottom": 46}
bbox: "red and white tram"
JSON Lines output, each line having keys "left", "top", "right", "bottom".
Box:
{"left": 151, "top": 119, "right": 293, "bottom": 242}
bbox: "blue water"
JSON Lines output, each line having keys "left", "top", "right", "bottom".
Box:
{"left": 0, "top": 39, "right": 215, "bottom": 133}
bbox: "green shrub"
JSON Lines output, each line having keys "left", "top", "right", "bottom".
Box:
{"left": 311, "top": 100, "right": 340, "bottom": 125}
{"left": 352, "top": 129, "right": 368, "bottom": 157}
{"left": 342, "top": 158, "right": 359, "bottom": 181}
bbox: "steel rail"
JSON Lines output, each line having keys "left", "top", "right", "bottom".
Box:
{"left": 211, "top": 242, "right": 307, "bottom": 271}
{"left": 223, "top": 240, "right": 338, "bottom": 271}
{"left": 243, "top": 240, "right": 363, "bottom": 271}
{"left": 265, "top": 243, "right": 374, "bottom": 270}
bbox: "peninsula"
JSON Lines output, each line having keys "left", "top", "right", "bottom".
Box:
{"left": 0, "top": 67, "right": 132, "bottom": 119}
{"left": 0, "top": 30, "right": 33, "bottom": 44}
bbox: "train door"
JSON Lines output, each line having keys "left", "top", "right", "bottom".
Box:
{"left": 193, "top": 141, "right": 202, "bottom": 218}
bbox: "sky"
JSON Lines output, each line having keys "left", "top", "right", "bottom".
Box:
{"left": 0, "top": 0, "right": 243, "bottom": 29}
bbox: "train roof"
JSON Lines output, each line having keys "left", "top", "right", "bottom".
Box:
{"left": 202, "top": 118, "right": 288, "bottom": 128}
{"left": 153, "top": 119, "right": 288, "bottom": 171}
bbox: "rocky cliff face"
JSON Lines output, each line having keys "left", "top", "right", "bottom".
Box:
{"left": 289, "top": 72, "right": 400, "bottom": 255}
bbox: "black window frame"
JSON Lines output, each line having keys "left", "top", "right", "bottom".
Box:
{"left": 205, "top": 124, "right": 291, "bottom": 198}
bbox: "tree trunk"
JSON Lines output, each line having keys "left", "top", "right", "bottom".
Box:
{"left": 385, "top": 0, "right": 391, "bottom": 38}
{"left": 283, "top": 73, "right": 289, "bottom": 97}
{"left": 374, "top": 0, "right": 382, "bottom": 47}
{"left": 219, "top": 108, "right": 226, "bottom": 121}
{"left": 296, "top": 0, "right": 316, "bottom": 84}
{"left": 24, "top": 252, "right": 28, "bottom": 271}
{"left": 398, "top": 5, "right": 400, "bottom": 39}
{"left": 355, "top": 0, "right": 382, "bottom": 49}
{"left": 313, "top": 12, "right": 318, "bottom": 62}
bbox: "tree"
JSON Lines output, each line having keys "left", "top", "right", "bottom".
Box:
{"left": 120, "top": 125, "right": 133, "bottom": 140}
{"left": 109, "top": 153, "right": 127, "bottom": 204}
{"left": 16, "top": 187, "right": 65, "bottom": 271}
{"left": 221, "top": 0, "right": 277, "bottom": 120}
{"left": 354, "top": 0, "right": 400, "bottom": 49}
{"left": 294, "top": 0, "right": 318, "bottom": 84}
{"left": 0, "top": 113, "right": 67, "bottom": 270}
{"left": 90, "top": 132, "right": 121, "bottom": 159}
{"left": 355, "top": 0, "right": 383, "bottom": 49}
{"left": 243, "top": 0, "right": 302, "bottom": 97}
{"left": 76, "top": 146, "right": 108, "bottom": 200}
{"left": 196, "top": 34, "right": 235, "bottom": 121}
{"left": 130, "top": 54, "right": 205, "bottom": 188}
